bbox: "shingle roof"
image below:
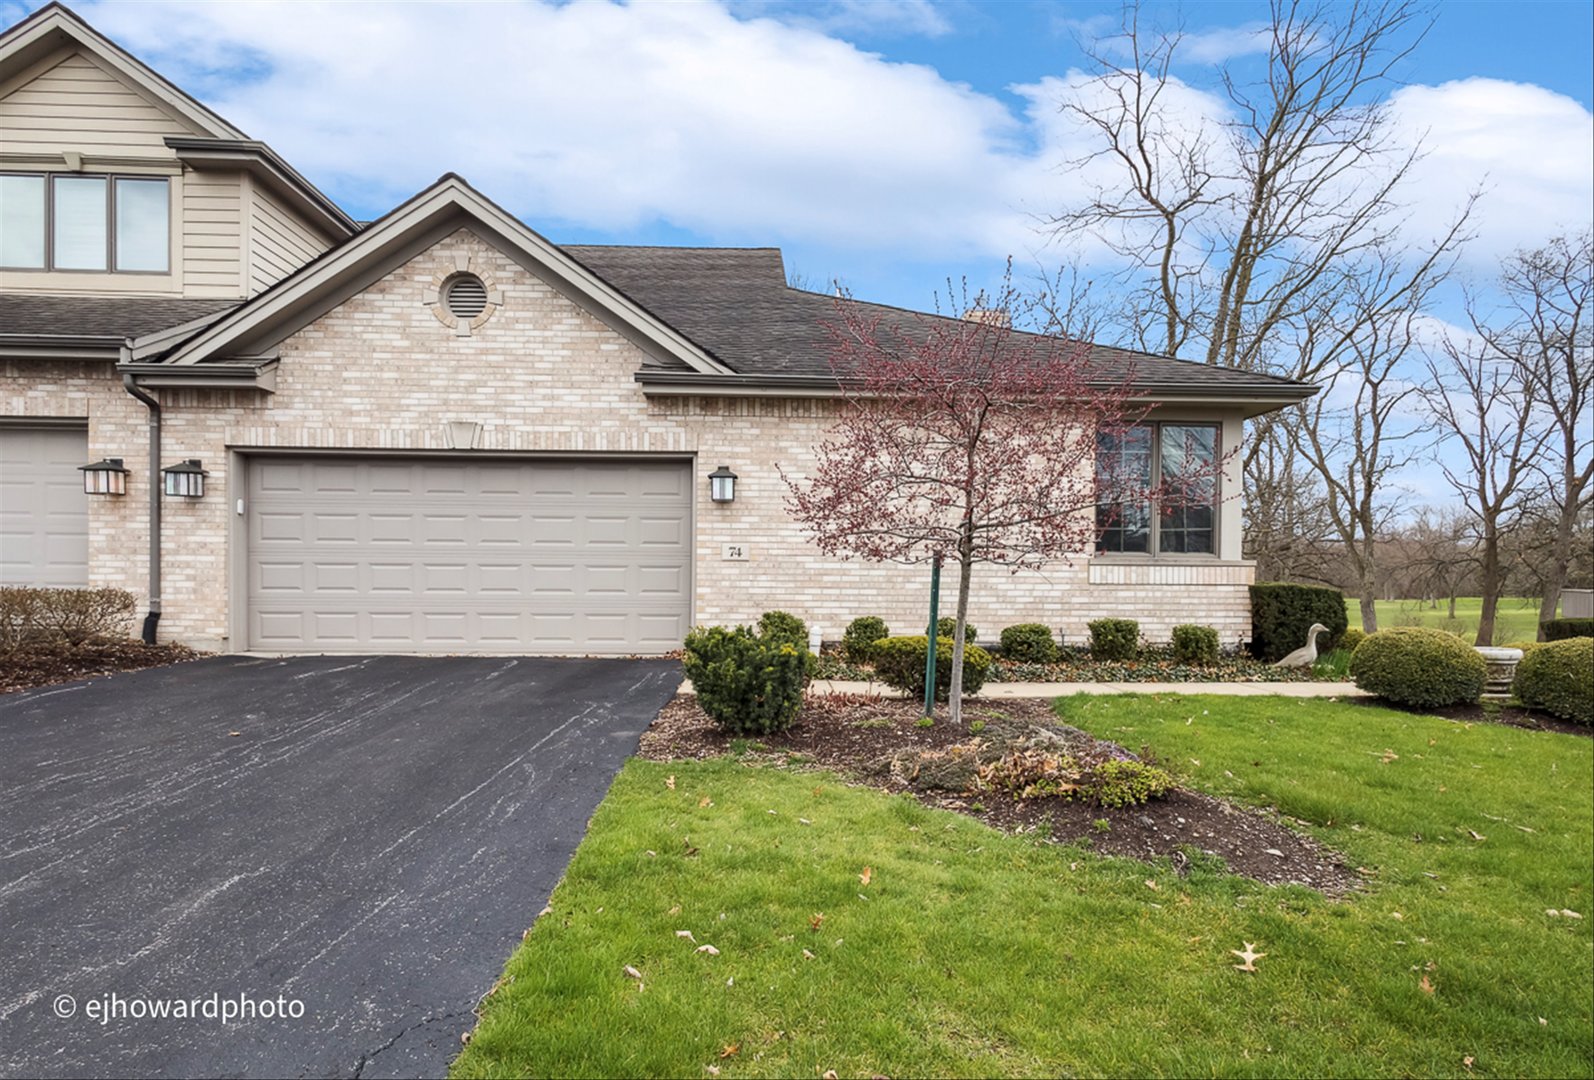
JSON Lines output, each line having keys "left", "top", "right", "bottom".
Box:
{"left": 563, "top": 245, "right": 1310, "bottom": 395}
{"left": 0, "top": 293, "right": 240, "bottom": 342}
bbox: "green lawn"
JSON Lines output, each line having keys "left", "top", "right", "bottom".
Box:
{"left": 454, "top": 696, "right": 1593, "bottom": 1079}
{"left": 1347, "top": 596, "right": 1547, "bottom": 642}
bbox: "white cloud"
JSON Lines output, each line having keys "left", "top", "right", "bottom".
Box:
{"left": 1054, "top": 14, "right": 1275, "bottom": 65}
{"left": 66, "top": 1, "right": 1592, "bottom": 269}
{"left": 1387, "top": 78, "right": 1594, "bottom": 263}
{"left": 1177, "top": 22, "right": 1275, "bottom": 64}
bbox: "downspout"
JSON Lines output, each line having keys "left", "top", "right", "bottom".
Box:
{"left": 120, "top": 345, "right": 161, "bottom": 644}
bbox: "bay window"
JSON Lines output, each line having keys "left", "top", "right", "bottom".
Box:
{"left": 0, "top": 172, "right": 169, "bottom": 272}
{"left": 1096, "top": 423, "right": 1219, "bottom": 556}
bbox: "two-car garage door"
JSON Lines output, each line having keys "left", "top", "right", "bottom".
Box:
{"left": 247, "top": 456, "right": 693, "bottom": 655}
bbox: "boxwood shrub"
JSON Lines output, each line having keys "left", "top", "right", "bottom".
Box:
{"left": 1249, "top": 582, "right": 1349, "bottom": 661}
{"left": 999, "top": 623, "right": 1058, "bottom": 664}
{"left": 1349, "top": 627, "right": 1486, "bottom": 708}
{"left": 683, "top": 624, "right": 808, "bottom": 735}
{"left": 873, "top": 635, "right": 991, "bottom": 702}
{"left": 936, "top": 616, "right": 978, "bottom": 644}
{"left": 1542, "top": 618, "right": 1594, "bottom": 642}
{"left": 1513, "top": 637, "right": 1593, "bottom": 724}
{"left": 841, "top": 616, "right": 890, "bottom": 663}
{"left": 1088, "top": 618, "right": 1140, "bottom": 661}
{"left": 1171, "top": 624, "right": 1220, "bottom": 665}
{"left": 758, "top": 610, "right": 808, "bottom": 649}
{"left": 1340, "top": 627, "right": 1367, "bottom": 653}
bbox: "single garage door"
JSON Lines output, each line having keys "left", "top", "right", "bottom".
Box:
{"left": 0, "top": 424, "right": 89, "bottom": 586}
{"left": 247, "top": 457, "right": 692, "bottom": 654}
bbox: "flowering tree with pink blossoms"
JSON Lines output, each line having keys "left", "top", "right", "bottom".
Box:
{"left": 786, "top": 279, "right": 1217, "bottom": 724}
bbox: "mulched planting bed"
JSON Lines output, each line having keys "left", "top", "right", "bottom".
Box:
{"left": 0, "top": 640, "right": 202, "bottom": 694}
{"left": 642, "top": 694, "right": 1361, "bottom": 896}
{"left": 1346, "top": 696, "right": 1591, "bottom": 738}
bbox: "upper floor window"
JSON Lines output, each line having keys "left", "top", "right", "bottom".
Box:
{"left": 1096, "top": 422, "right": 1219, "bottom": 556}
{"left": 0, "top": 173, "right": 169, "bottom": 273}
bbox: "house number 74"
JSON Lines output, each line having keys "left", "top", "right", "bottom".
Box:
{"left": 721, "top": 543, "right": 749, "bottom": 561}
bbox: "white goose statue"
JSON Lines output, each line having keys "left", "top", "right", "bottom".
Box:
{"left": 1274, "top": 623, "right": 1331, "bottom": 668}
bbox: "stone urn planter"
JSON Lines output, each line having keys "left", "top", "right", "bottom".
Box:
{"left": 1475, "top": 646, "right": 1524, "bottom": 703}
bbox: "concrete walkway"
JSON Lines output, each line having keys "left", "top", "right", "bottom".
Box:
{"left": 680, "top": 678, "right": 1368, "bottom": 699}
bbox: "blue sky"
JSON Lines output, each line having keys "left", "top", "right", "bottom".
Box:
{"left": 11, "top": 0, "right": 1593, "bottom": 317}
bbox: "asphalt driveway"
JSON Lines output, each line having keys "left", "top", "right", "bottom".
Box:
{"left": 0, "top": 654, "right": 681, "bottom": 1079}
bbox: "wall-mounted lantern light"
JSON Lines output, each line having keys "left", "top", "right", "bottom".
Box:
{"left": 708, "top": 465, "right": 738, "bottom": 503}
{"left": 79, "top": 457, "right": 130, "bottom": 496}
{"left": 161, "top": 458, "right": 208, "bottom": 498}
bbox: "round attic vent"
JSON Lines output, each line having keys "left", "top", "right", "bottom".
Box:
{"left": 443, "top": 273, "right": 489, "bottom": 319}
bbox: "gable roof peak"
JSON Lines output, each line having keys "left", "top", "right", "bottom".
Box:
{"left": 0, "top": 1, "right": 247, "bottom": 139}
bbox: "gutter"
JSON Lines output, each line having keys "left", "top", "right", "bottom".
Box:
{"left": 165, "top": 137, "right": 358, "bottom": 237}
{"left": 0, "top": 334, "right": 123, "bottom": 361}
{"left": 119, "top": 346, "right": 162, "bottom": 645}
{"left": 633, "top": 369, "right": 1320, "bottom": 404}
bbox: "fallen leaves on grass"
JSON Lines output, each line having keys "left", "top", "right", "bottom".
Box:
{"left": 1467, "top": 829, "right": 1486, "bottom": 842}
{"left": 697, "top": 944, "right": 721, "bottom": 956}
{"left": 699, "top": 796, "right": 713, "bottom": 808}
{"left": 666, "top": 775, "right": 676, "bottom": 790}
{"left": 1231, "top": 943, "right": 1266, "bottom": 972}
{"left": 859, "top": 866, "right": 873, "bottom": 887}
{"left": 676, "top": 930, "right": 696, "bottom": 942}
{"left": 809, "top": 913, "right": 824, "bottom": 931}
{"left": 719, "top": 1043, "right": 739, "bottom": 1059}
{"left": 1419, "top": 975, "right": 1436, "bottom": 995}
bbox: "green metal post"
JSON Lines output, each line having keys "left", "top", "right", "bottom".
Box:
{"left": 924, "top": 554, "right": 942, "bottom": 717}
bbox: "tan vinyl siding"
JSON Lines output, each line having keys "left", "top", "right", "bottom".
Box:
{"left": 180, "top": 171, "right": 244, "bottom": 298}
{"left": 0, "top": 50, "right": 197, "bottom": 157}
{"left": 249, "top": 185, "right": 331, "bottom": 293}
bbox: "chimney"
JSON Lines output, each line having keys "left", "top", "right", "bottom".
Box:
{"left": 962, "top": 307, "right": 1011, "bottom": 329}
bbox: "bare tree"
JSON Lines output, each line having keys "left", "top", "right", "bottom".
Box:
{"left": 1241, "top": 437, "right": 1335, "bottom": 582}
{"left": 1421, "top": 336, "right": 1548, "bottom": 645}
{"left": 1296, "top": 242, "right": 1467, "bottom": 630}
{"left": 1043, "top": 0, "right": 1477, "bottom": 578}
{"left": 1472, "top": 233, "right": 1592, "bottom": 633}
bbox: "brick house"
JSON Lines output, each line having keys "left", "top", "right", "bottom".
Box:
{"left": 1, "top": 4, "right": 1314, "bottom": 655}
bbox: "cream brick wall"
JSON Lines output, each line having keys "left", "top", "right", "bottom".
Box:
{"left": 3, "top": 229, "right": 1255, "bottom": 652}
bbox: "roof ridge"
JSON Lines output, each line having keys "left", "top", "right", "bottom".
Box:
{"left": 561, "top": 244, "right": 784, "bottom": 253}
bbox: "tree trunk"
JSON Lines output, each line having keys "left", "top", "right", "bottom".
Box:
{"left": 1358, "top": 589, "right": 1379, "bottom": 634}
{"left": 1448, "top": 592, "right": 1458, "bottom": 620}
{"left": 1536, "top": 504, "right": 1577, "bottom": 637}
{"left": 1476, "top": 533, "right": 1502, "bottom": 646}
{"left": 948, "top": 547, "right": 973, "bottom": 728}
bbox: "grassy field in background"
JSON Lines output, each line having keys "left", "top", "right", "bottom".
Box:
{"left": 1345, "top": 596, "right": 1547, "bottom": 643}
{"left": 453, "top": 695, "right": 1592, "bottom": 1079}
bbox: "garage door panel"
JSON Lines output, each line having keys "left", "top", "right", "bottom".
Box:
{"left": 0, "top": 425, "right": 89, "bottom": 587}
{"left": 247, "top": 458, "right": 690, "bottom": 653}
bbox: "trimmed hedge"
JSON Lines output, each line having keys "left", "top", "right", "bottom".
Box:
{"left": 1542, "top": 618, "right": 1594, "bottom": 642}
{"left": 936, "top": 616, "right": 978, "bottom": 644}
{"left": 1514, "top": 637, "right": 1593, "bottom": 724}
{"left": 1171, "top": 624, "right": 1220, "bottom": 665}
{"left": 1088, "top": 618, "right": 1139, "bottom": 661}
{"left": 1249, "top": 582, "right": 1349, "bottom": 661}
{"left": 874, "top": 635, "right": 991, "bottom": 702}
{"left": 1350, "top": 627, "right": 1486, "bottom": 709}
{"left": 842, "top": 616, "right": 890, "bottom": 663}
{"left": 683, "top": 624, "right": 808, "bottom": 735}
{"left": 999, "top": 623, "right": 1058, "bottom": 664}
{"left": 1340, "top": 627, "right": 1368, "bottom": 653}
